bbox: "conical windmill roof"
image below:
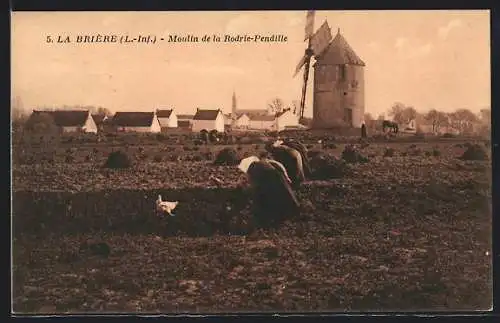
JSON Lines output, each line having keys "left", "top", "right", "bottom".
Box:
{"left": 315, "top": 29, "right": 365, "bottom": 66}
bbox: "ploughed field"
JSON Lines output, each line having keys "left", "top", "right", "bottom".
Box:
{"left": 12, "top": 138, "right": 492, "bottom": 313}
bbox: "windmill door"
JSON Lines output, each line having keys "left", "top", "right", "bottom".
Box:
{"left": 344, "top": 108, "right": 353, "bottom": 126}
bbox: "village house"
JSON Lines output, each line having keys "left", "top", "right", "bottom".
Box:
{"left": 156, "top": 109, "right": 178, "bottom": 130}
{"left": 111, "top": 111, "right": 161, "bottom": 133}
{"left": 246, "top": 109, "right": 299, "bottom": 131}
{"left": 248, "top": 114, "right": 277, "bottom": 131}
{"left": 224, "top": 113, "right": 233, "bottom": 130}
{"left": 176, "top": 114, "right": 194, "bottom": 129}
{"left": 192, "top": 108, "right": 225, "bottom": 132}
{"left": 27, "top": 110, "right": 98, "bottom": 133}
{"left": 233, "top": 113, "right": 251, "bottom": 129}
{"left": 275, "top": 109, "right": 300, "bottom": 131}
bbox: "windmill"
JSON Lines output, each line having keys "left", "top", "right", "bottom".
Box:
{"left": 293, "top": 11, "right": 333, "bottom": 121}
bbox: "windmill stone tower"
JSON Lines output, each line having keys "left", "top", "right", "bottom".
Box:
{"left": 312, "top": 29, "right": 365, "bottom": 129}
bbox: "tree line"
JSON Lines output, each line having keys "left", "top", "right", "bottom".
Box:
{"left": 364, "top": 102, "right": 490, "bottom": 135}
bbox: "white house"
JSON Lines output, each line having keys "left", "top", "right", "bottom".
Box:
{"left": 156, "top": 109, "right": 178, "bottom": 129}
{"left": 192, "top": 108, "right": 225, "bottom": 132}
{"left": 224, "top": 113, "right": 233, "bottom": 126}
{"left": 248, "top": 114, "right": 277, "bottom": 130}
{"left": 233, "top": 113, "right": 250, "bottom": 129}
{"left": 401, "top": 119, "right": 417, "bottom": 134}
{"left": 275, "top": 109, "right": 299, "bottom": 131}
{"left": 112, "top": 111, "right": 161, "bottom": 133}
{"left": 28, "top": 109, "right": 98, "bottom": 133}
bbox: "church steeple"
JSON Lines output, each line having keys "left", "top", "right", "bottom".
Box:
{"left": 232, "top": 90, "right": 237, "bottom": 117}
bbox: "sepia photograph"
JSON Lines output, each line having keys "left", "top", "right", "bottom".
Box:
{"left": 11, "top": 10, "right": 492, "bottom": 314}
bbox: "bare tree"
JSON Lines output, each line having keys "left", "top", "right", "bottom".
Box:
{"left": 268, "top": 98, "right": 285, "bottom": 114}
{"left": 477, "top": 108, "right": 491, "bottom": 137}
{"left": 448, "top": 108, "right": 478, "bottom": 134}
{"left": 424, "top": 109, "right": 449, "bottom": 133}
{"left": 479, "top": 108, "right": 491, "bottom": 125}
{"left": 388, "top": 102, "right": 405, "bottom": 123}
{"left": 388, "top": 102, "right": 417, "bottom": 125}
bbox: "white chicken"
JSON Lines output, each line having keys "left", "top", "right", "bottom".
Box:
{"left": 155, "top": 195, "right": 179, "bottom": 216}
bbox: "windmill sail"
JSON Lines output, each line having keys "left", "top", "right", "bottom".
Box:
{"left": 310, "top": 21, "right": 332, "bottom": 56}
{"left": 304, "top": 10, "right": 315, "bottom": 41}
{"left": 293, "top": 53, "right": 308, "bottom": 77}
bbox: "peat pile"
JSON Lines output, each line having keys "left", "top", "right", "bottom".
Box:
{"left": 459, "top": 144, "right": 489, "bottom": 161}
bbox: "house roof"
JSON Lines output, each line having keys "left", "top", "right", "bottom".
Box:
{"left": 275, "top": 109, "right": 292, "bottom": 118}
{"left": 156, "top": 109, "right": 173, "bottom": 118}
{"left": 250, "top": 114, "right": 276, "bottom": 121}
{"left": 235, "top": 109, "right": 269, "bottom": 117}
{"left": 236, "top": 113, "right": 250, "bottom": 120}
{"left": 315, "top": 30, "right": 365, "bottom": 66}
{"left": 177, "top": 114, "right": 194, "bottom": 120}
{"left": 31, "top": 110, "right": 89, "bottom": 127}
{"left": 193, "top": 109, "right": 222, "bottom": 120}
{"left": 112, "top": 112, "right": 156, "bottom": 127}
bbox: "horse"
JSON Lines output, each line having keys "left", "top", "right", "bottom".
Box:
{"left": 382, "top": 120, "right": 399, "bottom": 133}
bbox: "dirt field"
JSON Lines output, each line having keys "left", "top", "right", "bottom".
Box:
{"left": 11, "top": 133, "right": 492, "bottom": 313}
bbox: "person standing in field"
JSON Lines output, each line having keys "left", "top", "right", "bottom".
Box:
{"left": 237, "top": 156, "right": 300, "bottom": 229}
{"left": 361, "top": 123, "right": 367, "bottom": 138}
{"left": 265, "top": 140, "right": 305, "bottom": 189}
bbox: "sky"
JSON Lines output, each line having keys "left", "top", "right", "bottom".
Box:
{"left": 11, "top": 10, "right": 490, "bottom": 118}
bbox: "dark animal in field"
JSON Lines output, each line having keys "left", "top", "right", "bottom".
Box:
{"left": 282, "top": 138, "right": 311, "bottom": 178}
{"left": 238, "top": 156, "right": 300, "bottom": 229}
{"left": 382, "top": 120, "right": 399, "bottom": 133}
{"left": 265, "top": 141, "right": 305, "bottom": 189}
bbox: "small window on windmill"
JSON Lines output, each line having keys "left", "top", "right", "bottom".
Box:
{"left": 340, "top": 64, "right": 347, "bottom": 81}
{"left": 344, "top": 108, "right": 353, "bottom": 125}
